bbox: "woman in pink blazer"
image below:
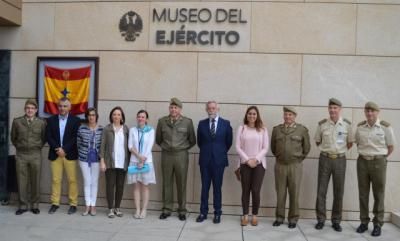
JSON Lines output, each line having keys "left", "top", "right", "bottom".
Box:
{"left": 236, "top": 106, "right": 269, "bottom": 226}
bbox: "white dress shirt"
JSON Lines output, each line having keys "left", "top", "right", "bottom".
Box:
{"left": 209, "top": 116, "right": 219, "bottom": 132}
{"left": 59, "top": 114, "right": 68, "bottom": 146}
{"left": 113, "top": 125, "right": 125, "bottom": 169}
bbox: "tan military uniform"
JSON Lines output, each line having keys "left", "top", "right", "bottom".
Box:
{"left": 11, "top": 116, "right": 46, "bottom": 209}
{"left": 355, "top": 119, "right": 395, "bottom": 227}
{"left": 271, "top": 122, "right": 310, "bottom": 223}
{"left": 156, "top": 115, "right": 196, "bottom": 215}
{"left": 315, "top": 117, "right": 353, "bottom": 224}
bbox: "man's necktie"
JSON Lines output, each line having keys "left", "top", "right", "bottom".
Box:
{"left": 211, "top": 118, "right": 216, "bottom": 138}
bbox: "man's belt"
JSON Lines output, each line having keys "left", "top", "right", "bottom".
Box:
{"left": 321, "top": 152, "right": 345, "bottom": 159}
{"left": 360, "top": 155, "right": 386, "bottom": 161}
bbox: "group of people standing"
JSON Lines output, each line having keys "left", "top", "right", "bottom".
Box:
{"left": 10, "top": 96, "right": 395, "bottom": 237}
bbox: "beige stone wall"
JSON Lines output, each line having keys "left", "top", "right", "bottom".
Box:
{"left": 2, "top": 1, "right": 400, "bottom": 220}
{"left": 0, "top": 0, "right": 21, "bottom": 25}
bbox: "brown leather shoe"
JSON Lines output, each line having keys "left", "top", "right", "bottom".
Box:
{"left": 241, "top": 216, "right": 249, "bottom": 226}
{"left": 251, "top": 216, "right": 258, "bottom": 226}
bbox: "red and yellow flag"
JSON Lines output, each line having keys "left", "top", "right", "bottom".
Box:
{"left": 44, "top": 65, "right": 91, "bottom": 115}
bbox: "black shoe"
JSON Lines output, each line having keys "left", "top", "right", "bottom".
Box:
{"left": 315, "top": 222, "right": 324, "bottom": 230}
{"left": 196, "top": 214, "right": 207, "bottom": 223}
{"left": 356, "top": 223, "right": 368, "bottom": 233}
{"left": 31, "top": 208, "right": 40, "bottom": 214}
{"left": 159, "top": 213, "right": 171, "bottom": 220}
{"left": 178, "top": 214, "right": 186, "bottom": 221}
{"left": 48, "top": 205, "right": 59, "bottom": 214}
{"left": 68, "top": 206, "right": 77, "bottom": 215}
{"left": 371, "top": 225, "right": 381, "bottom": 237}
{"left": 273, "top": 220, "right": 283, "bottom": 226}
{"left": 213, "top": 215, "right": 221, "bottom": 224}
{"left": 332, "top": 223, "right": 342, "bottom": 232}
{"left": 15, "top": 209, "right": 27, "bottom": 215}
{"left": 288, "top": 223, "right": 297, "bottom": 229}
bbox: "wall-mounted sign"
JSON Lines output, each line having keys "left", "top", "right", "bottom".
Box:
{"left": 152, "top": 8, "right": 247, "bottom": 46}
{"left": 120, "top": 5, "right": 250, "bottom": 50}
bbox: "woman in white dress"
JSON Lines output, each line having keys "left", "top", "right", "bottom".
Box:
{"left": 127, "top": 110, "right": 156, "bottom": 219}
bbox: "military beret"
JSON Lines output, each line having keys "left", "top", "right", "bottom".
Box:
{"left": 364, "top": 101, "right": 379, "bottom": 111}
{"left": 25, "top": 99, "right": 38, "bottom": 108}
{"left": 328, "top": 98, "right": 342, "bottom": 107}
{"left": 283, "top": 106, "right": 297, "bottom": 115}
{"left": 170, "top": 97, "right": 182, "bottom": 108}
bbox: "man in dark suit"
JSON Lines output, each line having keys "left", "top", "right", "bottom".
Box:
{"left": 46, "top": 97, "right": 81, "bottom": 215}
{"left": 196, "top": 101, "right": 233, "bottom": 224}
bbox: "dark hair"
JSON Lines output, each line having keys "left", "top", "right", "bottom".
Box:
{"left": 137, "top": 109, "right": 149, "bottom": 119}
{"left": 84, "top": 107, "right": 99, "bottom": 122}
{"left": 243, "top": 106, "right": 264, "bottom": 131}
{"left": 59, "top": 97, "right": 71, "bottom": 103}
{"left": 109, "top": 106, "right": 125, "bottom": 125}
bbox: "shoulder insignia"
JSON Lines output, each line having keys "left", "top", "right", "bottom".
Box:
{"left": 343, "top": 118, "right": 351, "bottom": 125}
{"left": 380, "top": 120, "right": 391, "bottom": 127}
{"left": 318, "top": 119, "right": 327, "bottom": 125}
{"left": 297, "top": 123, "right": 309, "bottom": 131}
{"left": 357, "top": 120, "right": 367, "bottom": 127}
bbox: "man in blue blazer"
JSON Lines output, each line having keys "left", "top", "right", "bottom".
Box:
{"left": 46, "top": 97, "right": 81, "bottom": 215}
{"left": 196, "top": 101, "right": 233, "bottom": 224}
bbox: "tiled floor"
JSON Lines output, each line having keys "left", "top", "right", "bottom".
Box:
{"left": 1, "top": 204, "right": 399, "bottom": 241}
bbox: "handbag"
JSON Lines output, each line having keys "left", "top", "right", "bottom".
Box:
{"left": 234, "top": 168, "right": 241, "bottom": 181}
{"left": 128, "top": 163, "right": 150, "bottom": 174}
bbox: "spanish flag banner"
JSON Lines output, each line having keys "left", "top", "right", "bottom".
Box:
{"left": 44, "top": 65, "right": 91, "bottom": 115}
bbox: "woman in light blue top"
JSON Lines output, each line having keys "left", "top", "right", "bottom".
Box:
{"left": 127, "top": 110, "right": 155, "bottom": 219}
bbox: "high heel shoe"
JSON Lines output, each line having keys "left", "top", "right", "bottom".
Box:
{"left": 251, "top": 216, "right": 258, "bottom": 226}
{"left": 241, "top": 216, "right": 249, "bottom": 226}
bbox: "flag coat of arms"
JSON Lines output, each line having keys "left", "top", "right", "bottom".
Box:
{"left": 44, "top": 65, "right": 91, "bottom": 115}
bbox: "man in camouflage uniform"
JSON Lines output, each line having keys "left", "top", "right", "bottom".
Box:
{"left": 156, "top": 97, "right": 196, "bottom": 221}
{"left": 355, "top": 101, "right": 395, "bottom": 237}
{"left": 11, "top": 99, "right": 46, "bottom": 215}
{"left": 314, "top": 98, "right": 354, "bottom": 232}
{"left": 271, "top": 106, "right": 310, "bottom": 229}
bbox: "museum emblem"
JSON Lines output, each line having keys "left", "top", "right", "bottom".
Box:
{"left": 119, "top": 11, "right": 143, "bottom": 42}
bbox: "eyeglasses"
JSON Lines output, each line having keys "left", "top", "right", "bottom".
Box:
{"left": 58, "top": 105, "right": 69, "bottom": 107}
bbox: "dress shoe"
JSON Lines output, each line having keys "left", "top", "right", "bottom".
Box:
{"left": 315, "top": 221, "right": 324, "bottom": 230}
{"left": 31, "top": 208, "right": 40, "bottom": 214}
{"left": 371, "top": 225, "right": 381, "bottom": 237}
{"left": 159, "top": 213, "right": 171, "bottom": 220}
{"left": 213, "top": 215, "right": 221, "bottom": 224}
{"left": 48, "top": 205, "right": 59, "bottom": 214}
{"left": 332, "top": 223, "right": 342, "bottom": 232}
{"left": 196, "top": 214, "right": 207, "bottom": 223}
{"left": 68, "top": 206, "right": 77, "bottom": 215}
{"left": 273, "top": 220, "right": 283, "bottom": 226}
{"left": 356, "top": 223, "right": 368, "bottom": 233}
{"left": 178, "top": 214, "right": 186, "bottom": 221}
{"left": 15, "top": 209, "right": 28, "bottom": 215}
{"left": 241, "top": 216, "right": 249, "bottom": 226}
{"left": 288, "top": 223, "right": 297, "bottom": 229}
